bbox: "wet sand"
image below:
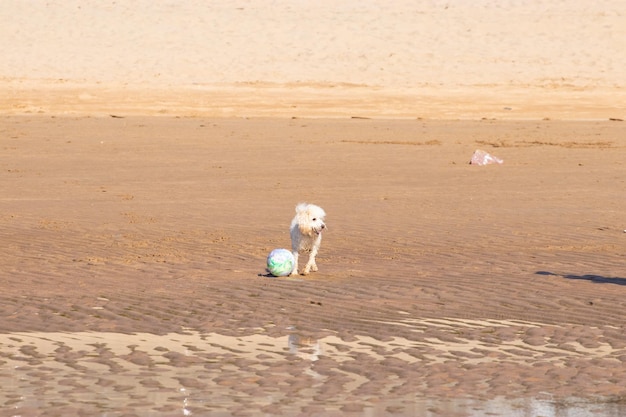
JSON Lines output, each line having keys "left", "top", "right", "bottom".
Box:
{"left": 1, "top": 116, "right": 625, "bottom": 415}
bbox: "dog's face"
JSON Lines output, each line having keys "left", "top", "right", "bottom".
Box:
{"left": 295, "top": 203, "right": 326, "bottom": 236}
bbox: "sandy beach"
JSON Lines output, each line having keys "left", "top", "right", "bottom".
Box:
{"left": 1, "top": 1, "right": 626, "bottom": 416}
{"left": 1, "top": 0, "right": 625, "bottom": 119}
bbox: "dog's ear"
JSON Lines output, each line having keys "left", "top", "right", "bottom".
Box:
{"left": 298, "top": 223, "right": 313, "bottom": 236}
{"left": 295, "top": 203, "right": 308, "bottom": 214}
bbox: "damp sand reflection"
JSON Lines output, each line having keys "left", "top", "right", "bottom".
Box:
{"left": 2, "top": 323, "right": 626, "bottom": 416}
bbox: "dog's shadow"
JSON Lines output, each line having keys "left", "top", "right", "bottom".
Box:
{"left": 536, "top": 271, "right": 626, "bottom": 286}
{"left": 258, "top": 272, "right": 305, "bottom": 281}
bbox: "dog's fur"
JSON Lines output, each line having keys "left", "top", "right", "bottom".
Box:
{"left": 290, "top": 203, "right": 326, "bottom": 276}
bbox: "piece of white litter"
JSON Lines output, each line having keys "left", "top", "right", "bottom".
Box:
{"left": 470, "top": 149, "right": 504, "bottom": 166}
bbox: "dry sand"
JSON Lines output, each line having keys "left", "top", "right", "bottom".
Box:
{"left": 1, "top": 0, "right": 625, "bottom": 119}
{"left": 1, "top": 1, "right": 626, "bottom": 416}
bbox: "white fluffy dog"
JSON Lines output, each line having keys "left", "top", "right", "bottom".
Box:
{"left": 290, "top": 203, "right": 326, "bottom": 276}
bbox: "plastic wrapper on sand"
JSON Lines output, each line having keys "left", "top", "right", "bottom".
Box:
{"left": 470, "top": 149, "right": 504, "bottom": 166}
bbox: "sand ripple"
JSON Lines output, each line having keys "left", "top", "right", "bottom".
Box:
{"left": 2, "top": 322, "right": 626, "bottom": 416}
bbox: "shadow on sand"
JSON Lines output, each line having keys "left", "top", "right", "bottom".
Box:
{"left": 536, "top": 271, "right": 626, "bottom": 286}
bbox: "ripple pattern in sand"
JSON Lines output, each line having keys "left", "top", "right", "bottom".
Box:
{"left": 3, "top": 317, "right": 626, "bottom": 416}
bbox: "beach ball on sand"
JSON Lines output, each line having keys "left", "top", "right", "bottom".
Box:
{"left": 266, "top": 248, "right": 295, "bottom": 277}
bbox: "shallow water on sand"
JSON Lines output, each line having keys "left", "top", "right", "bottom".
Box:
{"left": 2, "top": 326, "right": 626, "bottom": 416}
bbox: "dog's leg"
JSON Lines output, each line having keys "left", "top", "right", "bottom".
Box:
{"left": 290, "top": 251, "right": 299, "bottom": 276}
{"left": 302, "top": 250, "right": 317, "bottom": 275}
{"left": 309, "top": 258, "right": 318, "bottom": 272}
{"left": 302, "top": 235, "right": 322, "bottom": 275}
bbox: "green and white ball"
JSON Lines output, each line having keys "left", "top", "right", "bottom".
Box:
{"left": 266, "top": 248, "right": 295, "bottom": 277}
